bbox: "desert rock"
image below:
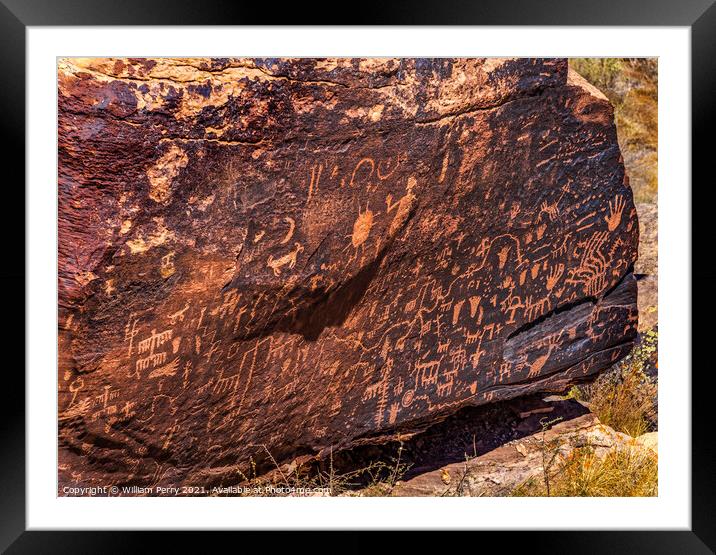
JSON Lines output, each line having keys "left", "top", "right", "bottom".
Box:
{"left": 390, "top": 408, "right": 653, "bottom": 497}
{"left": 58, "top": 58, "right": 639, "bottom": 492}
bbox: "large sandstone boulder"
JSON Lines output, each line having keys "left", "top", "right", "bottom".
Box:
{"left": 58, "top": 58, "right": 638, "bottom": 492}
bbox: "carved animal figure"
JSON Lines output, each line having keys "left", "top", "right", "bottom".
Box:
{"left": 527, "top": 332, "right": 564, "bottom": 379}
{"left": 267, "top": 243, "right": 304, "bottom": 276}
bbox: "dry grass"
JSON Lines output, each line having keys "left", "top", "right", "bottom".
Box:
{"left": 229, "top": 443, "right": 411, "bottom": 497}
{"left": 570, "top": 58, "right": 658, "bottom": 203}
{"left": 529, "top": 327, "right": 660, "bottom": 497}
{"left": 511, "top": 442, "right": 658, "bottom": 497}
{"left": 577, "top": 366, "right": 655, "bottom": 438}
{"left": 569, "top": 329, "right": 657, "bottom": 438}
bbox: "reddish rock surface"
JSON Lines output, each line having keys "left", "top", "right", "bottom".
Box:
{"left": 58, "top": 58, "right": 638, "bottom": 493}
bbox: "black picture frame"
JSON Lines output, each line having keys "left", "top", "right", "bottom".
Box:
{"left": 2, "top": 1, "right": 713, "bottom": 551}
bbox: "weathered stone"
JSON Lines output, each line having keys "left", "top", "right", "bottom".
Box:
{"left": 636, "top": 431, "right": 658, "bottom": 454}
{"left": 388, "top": 407, "right": 652, "bottom": 497}
{"left": 58, "top": 57, "right": 639, "bottom": 492}
{"left": 635, "top": 202, "right": 658, "bottom": 331}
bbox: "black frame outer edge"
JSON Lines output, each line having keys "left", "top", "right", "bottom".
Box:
{"left": 1, "top": 0, "right": 714, "bottom": 552}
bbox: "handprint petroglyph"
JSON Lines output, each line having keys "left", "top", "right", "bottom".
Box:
{"left": 604, "top": 195, "right": 626, "bottom": 231}
{"left": 546, "top": 263, "right": 565, "bottom": 291}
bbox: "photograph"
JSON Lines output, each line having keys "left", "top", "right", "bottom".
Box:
{"left": 57, "top": 56, "right": 659, "bottom": 498}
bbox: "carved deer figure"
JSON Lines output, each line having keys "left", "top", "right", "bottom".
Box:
{"left": 267, "top": 243, "right": 304, "bottom": 276}
{"left": 527, "top": 331, "right": 564, "bottom": 379}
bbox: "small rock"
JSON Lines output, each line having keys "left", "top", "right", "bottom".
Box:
{"left": 636, "top": 432, "right": 658, "bottom": 454}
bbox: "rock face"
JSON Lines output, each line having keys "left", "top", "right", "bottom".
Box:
{"left": 635, "top": 202, "right": 658, "bottom": 331}
{"left": 58, "top": 58, "right": 639, "bottom": 492}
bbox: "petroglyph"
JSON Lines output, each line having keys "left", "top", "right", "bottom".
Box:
{"left": 280, "top": 217, "right": 296, "bottom": 244}
{"left": 567, "top": 230, "right": 610, "bottom": 296}
{"left": 147, "top": 144, "right": 188, "bottom": 203}
{"left": 58, "top": 57, "right": 639, "bottom": 493}
{"left": 546, "top": 263, "right": 565, "bottom": 291}
{"left": 351, "top": 203, "right": 376, "bottom": 248}
{"left": 267, "top": 243, "right": 304, "bottom": 276}
{"left": 604, "top": 195, "right": 626, "bottom": 231}
{"left": 137, "top": 328, "right": 173, "bottom": 355}
{"left": 160, "top": 252, "right": 176, "bottom": 278}
{"left": 148, "top": 357, "right": 180, "bottom": 379}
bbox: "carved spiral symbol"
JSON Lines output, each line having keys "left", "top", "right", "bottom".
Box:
{"left": 401, "top": 389, "right": 415, "bottom": 408}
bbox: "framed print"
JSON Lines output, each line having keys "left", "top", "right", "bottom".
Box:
{"left": 3, "top": 0, "right": 714, "bottom": 551}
